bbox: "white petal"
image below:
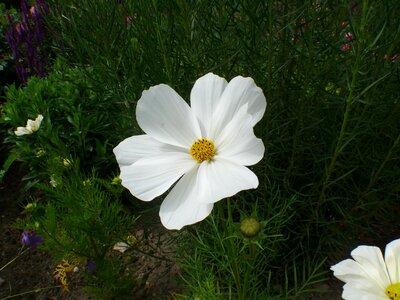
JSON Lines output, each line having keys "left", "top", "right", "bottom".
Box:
{"left": 385, "top": 238, "right": 400, "bottom": 283}
{"left": 36, "top": 114, "right": 44, "bottom": 122}
{"left": 342, "top": 283, "right": 388, "bottom": 300}
{"left": 113, "top": 241, "right": 130, "bottom": 253}
{"left": 190, "top": 73, "right": 228, "bottom": 136}
{"left": 120, "top": 152, "right": 197, "bottom": 201}
{"left": 211, "top": 76, "right": 266, "bottom": 138}
{"left": 136, "top": 84, "right": 201, "bottom": 148}
{"left": 113, "top": 134, "right": 185, "bottom": 166}
{"left": 160, "top": 168, "right": 214, "bottom": 230}
{"left": 14, "top": 127, "right": 31, "bottom": 136}
{"left": 31, "top": 114, "right": 43, "bottom": 131}
{"left": 331, "top": 258, "right": 387, "bottom": 292}
{"left": 351, "top": 245, "right": 391, "bottom": 290}
{"left": 196, "top": 157, "right": 259, "bottom": 204}
{"left": 26, "top": 119, "right": 35, "bottom": 130}
{"left": 216, "top": 104, "right": 264, "bottom": 166}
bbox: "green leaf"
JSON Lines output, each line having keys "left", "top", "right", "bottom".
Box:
{"left": 0, "top": 152, "right": 18, "bottom": 182}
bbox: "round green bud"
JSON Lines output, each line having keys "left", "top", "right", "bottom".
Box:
{"left": 239, "top": 217, "right": 261, "bottom": 238}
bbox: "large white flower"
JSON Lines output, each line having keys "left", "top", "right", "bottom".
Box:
{"left": 331, "top": 238, "right": 400, "bottom": 300}
{"left": 14, "top": 114, "right": 44, "bottom": 136}
{"left": 113, "top": 73, "right": 266, "bottom": 230}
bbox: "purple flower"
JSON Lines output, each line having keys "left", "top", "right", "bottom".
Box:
{"left": 5, "top": 0, "right": 49, "bottom": 84}
{"left": 86, "top": 260, "right": 96, "bottom": 272}
{"left": 21, "top": 230, "right": 44, "bottom": 248}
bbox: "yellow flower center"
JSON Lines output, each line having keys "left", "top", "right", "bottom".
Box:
{"left": 386, "top": 282, "right": 400, "bottom": 300}
{"left": 190, "top": 138, "right": 215, "bottom": 163}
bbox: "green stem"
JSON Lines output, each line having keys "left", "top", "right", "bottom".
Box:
{"left": 337, "top": 131, "right": 400, "bottom": 228}
{"left": 364, "top": 132, "right": 400, "bottom": 194}
{"left": 0, "top": 248, "right": 29, "bottom": 273}
{"left": 89, "top": 235, "right": 102, "bottom": 258}
{"left": 262, "top": 0, "right": 274, "bottom": 177}
{"left": 225, "top": 198, "right": 243, "bottom": 300}
{"left": 316, "top": 0, "right": 368, "bottom": 210}
{"left": 152, "top": 3, "right": 173, "bottom": 84}
{"left": 227, "top": 197, "right": 233, "bottom": 227}
{"left": 303, "top": 0, "right": 369, "bottom": 237}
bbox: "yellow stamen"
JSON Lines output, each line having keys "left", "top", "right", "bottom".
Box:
{"left": 386, "top": 282, "right": 400, "bottom": 300}
{"left": 190, "top": 138, "right": 215, "bottom": 163}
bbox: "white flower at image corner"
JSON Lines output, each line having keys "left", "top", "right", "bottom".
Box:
{"left": 14, "top": 114, "right": 44, "bottom": 136}
{"left": 331, "top": 238, "right": 400, "bottom": 300}
{"left": 113, "top": 73, "right": 266, "bottom": 230}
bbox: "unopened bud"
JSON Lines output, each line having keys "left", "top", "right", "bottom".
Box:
{"left": 63, "top": 158, "right": 72, "bottom": 167}
{"left": 239, "top": 217, "right": 261, "bottom": 238}
{"left": 111, "top": 176, "right": 122, "bottom": 185}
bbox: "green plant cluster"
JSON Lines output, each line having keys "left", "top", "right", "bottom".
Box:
{"left": 1, "top": 0, "right": 400, "bottom": 299}
{"left": 1, "top": 59, "right": 130, "bottom": 183}
{"left": 1, "top": 59, "right": 137, "bottom": 296}
{"left": 29, "top": 169, "right": 136, "bottom": 298}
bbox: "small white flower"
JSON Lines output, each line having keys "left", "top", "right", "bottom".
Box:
{"left": 114, "top": 73, "right": 266, "bottom": 230}
{"left": 82, "top": 179, "right": 91, "bottom": 186}
{"left": 112, "top": 241, "right": 130, "bottom": 253}
{"left": 35, "top": 149, "right": 46, "bottom": 158}
{"left": 14, "top": 114, "right": 44, "bottom": 136}
{"left": 331, "top": 238, "right": 400, "bottom": 300}
{"left": 49, "top": 175, "right": 59, "bottom": 187}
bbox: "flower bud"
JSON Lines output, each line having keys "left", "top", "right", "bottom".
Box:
{"left": 25, "top": 202, "right": 37, "bottom": 211}
{"left": 239, "top": 217, "right": 261, "bottom": 238}
{"left": 63, "top": 158, "right": 72, "bottom": 167}
{"left": 111, "top": 176, "right": 122, "bottom": 185}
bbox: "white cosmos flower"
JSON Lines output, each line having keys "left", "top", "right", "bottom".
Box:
{"left": 331, "top": 238, "right": 400, "bottom": 300}
{"left": 14, "top": 114, "right": 44, "bottom": 136}
{"left": 113, "top": 73, "right": 266, "bottom": 230}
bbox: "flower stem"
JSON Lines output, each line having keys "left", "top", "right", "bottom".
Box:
{"left": 227, "top": 197, "right": 233, "bottom": 228}
{"left": 0, "top": 247, "right": 30, "bottom": 272}
{"left": 316, "top": 0, "right": 368, "bottom": 213}
{"left": 364, "top": 132, "right": 400, "bottom": 194}
{"left": 225, "top": 197, "right": 244, "bottom": 300}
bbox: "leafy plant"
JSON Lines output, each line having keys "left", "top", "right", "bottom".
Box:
{"left": 19, "top": 167, "right": 137, "bottom": 298}
{"left": 1, "top": 59, "right": 131, "bottom": 185}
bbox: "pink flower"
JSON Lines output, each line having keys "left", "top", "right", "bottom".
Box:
{"left": 345, "top": 32, "right": 353, "bottom": 41}
{"left": 391, "top": 53, "right": 400, "bottom": 62}
{"left": 340, "top": 44, "right": 351, "bottom": 52}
